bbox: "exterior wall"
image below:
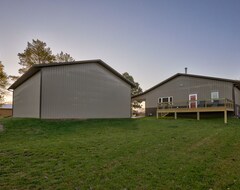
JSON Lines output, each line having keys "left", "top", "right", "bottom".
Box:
{"left": 41, "top": 63, "right": 131, "bottom": 119}
{"left": 234, "top": 87, "right": 240, "bottom": 105}
{"left": 13, "top": 72, "right": 41, "bottom": 118}
{"left": 234, "top": 87, "right": 240, "bottom": 116}
{"left": 146, "top": 107, "right": 157, "bottom": 116}
{"left": 136, "top": 75, "right": 234, "bottom": 116}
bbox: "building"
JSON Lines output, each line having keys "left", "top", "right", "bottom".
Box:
{"left": 9, "top": 60, "right": 134, "bottom": 119}
{"left": 0, "top": 104, "right": 13, "bottom": 117}
{"left": 0, "top": 104, "right": 13, "bottom": 109}
{"left": 132, "top": 73, "right": 240, "bottom": 122}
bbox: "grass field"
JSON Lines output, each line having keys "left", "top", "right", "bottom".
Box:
{"left": 1, "top": 117, "right": 240, "bottom": 189}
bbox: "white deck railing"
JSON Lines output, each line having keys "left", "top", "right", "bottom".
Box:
{"left": 157, "top": 98, "right": 234, "bottom": 110}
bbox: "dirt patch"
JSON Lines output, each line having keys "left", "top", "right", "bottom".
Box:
{"left": 0, "top": 124, "right": 4, "bottom": 132}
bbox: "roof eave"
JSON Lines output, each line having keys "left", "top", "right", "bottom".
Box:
{"left": 131, "top": 73, "right": 240, "bottom": 98}
{"left": 8, "top": 66, "right": 41, "bottom": 90}
{"left": 8, "top": 59, "right": 136, "bottom": 90}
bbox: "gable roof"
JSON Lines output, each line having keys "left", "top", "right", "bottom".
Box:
{"left": 132, "top": 73, "right": 240, "bottom": 98}
{"left": 9, "top": 59, "right": 136, "bottom": 90}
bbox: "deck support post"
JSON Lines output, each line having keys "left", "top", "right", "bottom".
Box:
{"left": 197, "top": 112, "right": 200, "bottom": 120}
{"left": 157, "top": 111, "right": 158, "bottom": 119}
{"left": 224, "top": 110, "right": 227, "bottom": 124}
{"left": 174, "top": 112, "right": 177, "bottom": 119}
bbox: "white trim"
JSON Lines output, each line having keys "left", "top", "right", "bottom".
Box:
{"left": 158, "top": 96, "right": 173, "bottom": 104}
{"left": 211, "top": 91, "right": 219, "bottom": 102}
{"left": 189, "top": 94, "right": 197, "bottom": 108}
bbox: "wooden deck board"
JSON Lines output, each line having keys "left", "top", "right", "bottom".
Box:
{"left": 157, "top": 107, "right": 233, "bottom": 113}
{"left": 156, "top": 98, "right": 234, "bottom": 123}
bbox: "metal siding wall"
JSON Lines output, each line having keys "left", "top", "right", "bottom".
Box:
{"left": 41, "top": 63, "right": 131, "bottom": 119}
{"left": 234, "top": 87, "right": 240, "bottom": 116}
{"left": 234, "top": 87, "right": 240, "bottom": 105}
{"left": 13, "top": 72, "right": 41, "bottom": 118}
{"left": 145, "top": 76, "right": 233, "bottom": 108}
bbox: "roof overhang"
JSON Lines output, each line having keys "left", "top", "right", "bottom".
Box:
{"left": 9, "top": 59, "right": 136, "bottom": 90}
{"left": 132, "top": 73, "right": 240, "bottom": 99}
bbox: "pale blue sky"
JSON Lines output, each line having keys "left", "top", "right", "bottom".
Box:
{"left": 0, "top": 0, "right": 240, "bottom": 92}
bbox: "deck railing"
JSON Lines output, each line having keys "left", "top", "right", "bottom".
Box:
{"left": 157, "top": 98, "right": 234, "bottom": 110}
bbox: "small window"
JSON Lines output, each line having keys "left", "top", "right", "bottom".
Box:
{"left": 211, "top": 91, "right": 219, "bottom": 101}
{"left": 158, "top": 96, "right": 173, "bottom": 104}
{"left": 162, "top": 97, "right": 169, "bottom": 103}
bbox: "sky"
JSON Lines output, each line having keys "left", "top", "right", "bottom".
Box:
{"left": 0, "top": 0, "right": 240, "bottom": 100}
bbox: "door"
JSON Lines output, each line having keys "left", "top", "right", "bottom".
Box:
{"left": 189, "top": 94, "right": 197, "bottom": 108}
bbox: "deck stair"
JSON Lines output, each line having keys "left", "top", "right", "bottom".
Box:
{"left": 161, "top": 112, "right": 169, "bottom": 117}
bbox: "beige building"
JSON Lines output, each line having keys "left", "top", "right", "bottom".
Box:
{"left": 9, "top": 60, "right": 134, "bottom": 119}
{"left": 132, "top": 73, "right": 240, "bottom": 117}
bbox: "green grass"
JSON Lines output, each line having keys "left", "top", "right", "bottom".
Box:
{"left": 0, "top": 117, "right": 240, "bottom": 189}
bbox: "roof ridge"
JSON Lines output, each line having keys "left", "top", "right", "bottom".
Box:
{"left": 132, "top": 73, "right": 240, "bottom": 98}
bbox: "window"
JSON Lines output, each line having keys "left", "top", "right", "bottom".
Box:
{"left": 162, "top": 97, "right": 169, "bottom": 103}
{"left": 158, "top": 96, "right": 173, "bottom": 104}
{"left": 211, "top": 91, "right": 219, "bottom": 100}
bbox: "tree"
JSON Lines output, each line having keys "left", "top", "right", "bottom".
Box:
{"left": 17, "top": 39, "right": 56, "bottom": 74}
{"left": 122, "top": 72, "right": 143, "bottom": 109}
{"left": 0, "top": 62, "right": 9, "bottom": 103}
{"left": 8, "top": 75, "right": 19, "bottom": 81}
{"left": 55, "top": 51, "right": 75, "bottom": 62}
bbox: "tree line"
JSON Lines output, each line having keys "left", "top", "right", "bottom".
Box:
{"left": 0, "top": 39, "right": 142, "bottom": 109}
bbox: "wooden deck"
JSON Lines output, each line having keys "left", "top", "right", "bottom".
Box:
{"left": 156, "top": 98, "right": 234, "bottom": 123}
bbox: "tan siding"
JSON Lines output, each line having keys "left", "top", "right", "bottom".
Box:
{"left": 41, "top": 63, "right": 131, "bottom": 119}
{"left": 145, "top": 75, "right": 233, "bottom": 108}
{"left": 234, "top": 87, "right": 240, "bottom": 105}
{"left": 13, "top": 72, "right": 41, "bottom": 118}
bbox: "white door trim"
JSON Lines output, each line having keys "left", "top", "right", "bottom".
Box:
{"left": 189, "top": 94, "right": 198, "bottom": 108}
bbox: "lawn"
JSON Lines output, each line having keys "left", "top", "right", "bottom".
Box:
{"left": 0, "top": 117, "right": 240, "bottom": 189}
